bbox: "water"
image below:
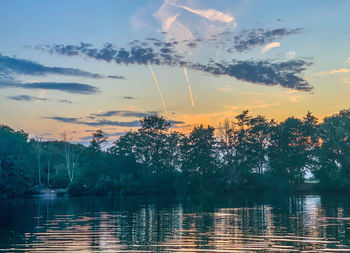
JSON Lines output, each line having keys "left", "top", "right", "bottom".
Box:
{"left": 1, "top": 194, "right": 350, "bottom": 252}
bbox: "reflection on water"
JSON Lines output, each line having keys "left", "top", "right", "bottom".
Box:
{"left": 1, "top": 194, "right": 350, "bottom": 252}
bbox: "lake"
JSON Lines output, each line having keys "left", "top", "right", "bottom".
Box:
{"left": 1, "top": 194, "right": 350, "bottom": 252}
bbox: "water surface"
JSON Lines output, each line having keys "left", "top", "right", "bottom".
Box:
{"left": 1, "top": 194, "right": 350, "bottom": 252}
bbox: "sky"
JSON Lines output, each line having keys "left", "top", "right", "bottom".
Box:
{"left": 1, "top": 0, "right": 350, "bottom": 143}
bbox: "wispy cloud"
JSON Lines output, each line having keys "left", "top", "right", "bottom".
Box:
{"left": 43, "top": 116, "right": 141, "bottom": 127}
{"left": 314, "top": 68, "right": 350, "bottom": 76}
{"left": 261, "top": 42, "right": 280, "bottom": 53}
{"left": 107, "top": 75, "right": 125, "bottom": 79}
{"left": 218, "top": 85, "right": 232, "bottom": 91}
{"left": 7, "top": 94, "right": 73, "bottom": 103}
{"left": 0, "top": 81, "right": 99, "bottom": 94}
{"left": 7, "top": 95, "right": 47, "bottom": 102}
{"left": 286, "top": 51, "right": 296, "bottom": 59}
{"left": 0, "top": 53, "right": 123, "bottom": 79}
{"left": 169, "top": 2, "right": 236, "bottom": 24}
{"left": 44, "top": 115, "right": 185, "bottom": 127}
{"left": 122, "top": 96, "right": 137, "bottom": 100}
{"left": 91, "top": 110, "right": 158, "bottom": 118}
{"left": 154, "top": 0, "right": 237, "bottom": 59}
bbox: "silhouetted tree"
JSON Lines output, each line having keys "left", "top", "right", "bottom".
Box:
{"left": 181, "top": 125, "right": 217, "bottom": 193}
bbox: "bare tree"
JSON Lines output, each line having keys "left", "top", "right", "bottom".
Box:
{"left": 34, "top": 134, "right": 43, "bottom": 185}
{"left": 61, "top": 132, "right": 82, "bottom": 183}
{"left": 47, "top": 148, "right": 51, "bottom": 186}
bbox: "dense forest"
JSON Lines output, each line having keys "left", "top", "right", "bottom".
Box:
{"left": 1, "top": 109, "right": 350, "bottom": 197}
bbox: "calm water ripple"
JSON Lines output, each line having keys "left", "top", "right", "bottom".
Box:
{"left": 1, "top": 194, "right": 350, "bottom": 252}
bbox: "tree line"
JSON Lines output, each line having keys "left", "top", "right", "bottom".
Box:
{"left": 1, "top": 108, "right": 350, "bottom": 196}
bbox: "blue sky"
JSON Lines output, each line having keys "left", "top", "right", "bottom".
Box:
{"left": 1, "top": 0, "right": 350, "bottom": 142}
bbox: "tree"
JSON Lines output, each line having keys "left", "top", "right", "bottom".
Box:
{"left": 0, "top": 125, "right": 35, "bottom": 195}
{"left": 61, "top": 133, "right": 83, "bottom": 183}
{"left": 109, "top": 115, "right": 182, "bottom": 193}
{"left": 89, "top": 130, "right": 108, "bottom": 152}
{"left": 140, "top": 115, "right": 171, "bottom": 132}
{"left": 0, "top": 125, "right": 28, "bottom": 185}
{"left": 268, "top": 114, "right": 318, "bottom": 185}
{"left": 181, "top": 125, "right": 217, "bottom": 193}
{"left": 316, "top": 109, "right": 350, "bottom": 190}
{"left": 32, "top": 134, "right": 43, "bottom": 185}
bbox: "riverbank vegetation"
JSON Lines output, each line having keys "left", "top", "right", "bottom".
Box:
{"left": 1, "top": 109, "right": 350, "bottom": 196}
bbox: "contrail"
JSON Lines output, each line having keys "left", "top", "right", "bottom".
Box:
{"left": 184, "top": 67, "right": 195, "bottom": 107}
{"left": 148, "top": 64, "right": 169, "bottom": 116}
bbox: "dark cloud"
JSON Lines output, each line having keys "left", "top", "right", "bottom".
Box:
{"left": 233, "top": 28, "right": 303, "bottom": 52}
{"left": 21, "top": 82, "right": 99, "bottom": 94}
{"left": 38, "top": 36, "right": 312, "bottom": 91}
{"left": 7, "top": 95, "right": 47, "bottom": 101}
{"left": 91, "top": 110, "right": 158, "bottom": 118}
{"left": 38, "top": 41, "right": 182, "bottom": 66}
{"left": 190, "top": 59, "right": 312, "bottom": 91}
{"left": 0, "top": 53, "right": 125, "bottom": 81}
{"left": 43, "top": 116, "right": 141, "bottom": 127}
{"left": 0, "top": 81, "right": 99, "bottom": 94}
{"left": 186, "top": 42, "right": 197, "bottom": 48}
{"left": 44, "top": 114, "right": 185, "bottom": 128}
{"left": 59, "top": 99, "right": 73, "bottom": 104}
{"left": 123, "top": 96, "right": 136, "bottom": 100}
{"left": 169, "top": 120, "right": 185, "bottom": 126}
{"left": 44, "top": 116, "right": 80, "bottom": 124}
{"left": 1, "top": 53, "right": 100, "bottom": 78}
{"left": 108, "top": 75, "right": 125, "bottom": 79}
{"left": 7, "top": 95, "right": 74, "bottom": 103}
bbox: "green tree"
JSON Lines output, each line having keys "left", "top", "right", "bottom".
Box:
{"left": 89, "top": 130, "right": 108, "bottom": 152}
{"left": 316, "top": 109, "right": 350, "bottom": 190}
{"left": 0, "top": 125, "right": 35, "bottom": 195}
{"left": 181, "top": 125, "right": 217, "bottom": 193}
{"left": 268, "top": 114, "right": 318, "bottom": 185}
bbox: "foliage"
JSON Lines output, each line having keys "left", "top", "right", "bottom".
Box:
{"left": 2, "top": 109, "right": 350, "bottom": 196}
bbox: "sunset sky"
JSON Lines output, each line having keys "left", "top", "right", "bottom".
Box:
{"left": 1, "top": 0, "right": 350, "bottom": 143}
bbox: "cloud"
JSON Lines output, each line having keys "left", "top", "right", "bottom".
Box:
{"left": 0, "top": 53, "right": 123, "bottom": 79}
{"left": 21, "top": 82, "right": 99, "bottom": 94}
{"left": 43, "top": 116, "right": 141, "bottom": 127}
{"left": 218, "top": 85, "right": 232, "bottom": 91}
{"left": 39, "top": 42, "right": 312, "bottom": 91}
{"left": 233, "top": 28, "right": 302, "bottom": 52}
{"left": 288, "top": 95, "right": 302, "bottom": 103}
{"left": 0, "top": 81, "right": 99, "bottom": 94}
{"left": 7, "top": 95, "right": 47, "bottom": 101}
{"left": 44, "top": 115, "right": 185, "bottom": 128}
{"left": 286, "top": 51, "right": 296, "bottom": 59}
{"left": 59, "top": 99, "right": 73, "bottom": 104}
{"left": 7, "top": 94, "right": 73, "bottom": 103}
{"left": 169, "top": 120, "right": 185, "bottom": 126}
{"left": 169, "top": 2, "right": 236, "bottom": 23}
{"left": 163, "top": 13, "right": 180, "bottom": 31}
{"left": 107, "top": 75, "right": 125, "bottom": 79}
{"left": 40, "top": 42, "right": 182, "bottom": 66}
{"left": 123, "top": 96, "right": 137, "bottom": 100}
{"left": 154, "top": 1, "right": 236, "bottom": 56}
{"left": 314, "top": 68, "right": 350, "bottom": 76}
{"left": 190, "top": 59, "right": 312, "bottom": 91}
{"left": 91, "top": 110, "right": 158, "bottom": 118}
{"left": 261, "top": 42, "right": 280, "bottom": 53}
